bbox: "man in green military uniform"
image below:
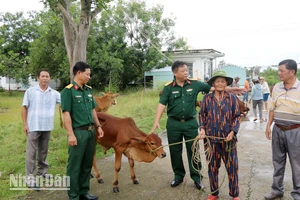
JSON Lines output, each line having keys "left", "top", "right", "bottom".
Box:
{"left": 150, "top": 60, "right": 211, "bottom": 190}
{"left": 61, "top": 61, "right": 104, "bottom": 200}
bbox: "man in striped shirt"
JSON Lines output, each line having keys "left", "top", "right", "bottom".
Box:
{"left": 264, "top": 59, "right": 300, "bottom": 200}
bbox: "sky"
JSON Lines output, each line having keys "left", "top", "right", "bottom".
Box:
{"left": 1, "top": 0, "right": 300, "bottom": 67}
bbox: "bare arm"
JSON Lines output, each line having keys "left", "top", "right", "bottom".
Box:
{"left": 265, "top": 111, "right": 274, "bottom": 140}
{"left": 150, "top": 103, "right": 166, "bottom": 133}
{"left": 92, "top": 109, "right": 104, "bottom": 139}
{"left": 63, "top": 111, "right": 77, "bottom": 146}
{"left": 224, "top": 86, "right": 245, "bottom": 94}
{"left": 210, "top": 86, "right": 244, "bottom": 93}
{"left": 21, "top": 106, "right": 29, "bottom": 136}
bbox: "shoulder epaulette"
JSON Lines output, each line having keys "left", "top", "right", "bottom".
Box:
{"left": 65, "top": 84, "right": 73, "bottom": 89}
{"left": 85, "top": 85, "right": 92, "bottom": 89}
{"left": 188, "top": 78, "right": 198, "bottom": 81}
{"left": 164, "top": 81, "right": 173, "bottom": 86}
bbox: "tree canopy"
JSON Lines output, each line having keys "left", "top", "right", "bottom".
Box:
{"left": 0, "top": 0, "right": 187, "bottom": 91}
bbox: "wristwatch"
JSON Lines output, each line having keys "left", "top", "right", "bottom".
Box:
{"left": 96, "top": 124, "right": 102, "bottom": 128}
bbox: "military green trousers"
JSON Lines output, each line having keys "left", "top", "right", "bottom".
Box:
{"left": 67, "top": 129, "right": 95, "bottom": 200}
{"left": 166, "top": 117, "right": 202, "bottom": 182}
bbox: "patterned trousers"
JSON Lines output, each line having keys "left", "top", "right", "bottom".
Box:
{"left": 204, "top": 140, "right": 239, "bottom": 197}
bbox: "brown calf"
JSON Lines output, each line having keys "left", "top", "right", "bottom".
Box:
{"left": 94, "top": 92, "right": 120, "bottom": 112}
{"left": 92, "top": 112, "right": 166, "bottom": 193}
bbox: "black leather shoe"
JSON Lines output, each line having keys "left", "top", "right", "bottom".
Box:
{"left": 194, "top": 181, "right": 205, "bottom": 190}
{"left": 264, "top": 192, "right": 283, "bottom": 200}
{"left": 79, "top": 193, "right": 98, "bottom": 200}
{"left": 170, "top": 179, "right": 183, "bottom": 187}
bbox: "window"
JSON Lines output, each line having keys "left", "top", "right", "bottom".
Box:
{"left": 187, "top": 63, "right": 193, "bottom": 78}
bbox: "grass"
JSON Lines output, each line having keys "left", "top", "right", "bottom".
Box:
{"left": 0, "top": 88, "right": 203, "bottom": 199}
{"left": 0, "top": 89, "right": 167, "bottom": 199}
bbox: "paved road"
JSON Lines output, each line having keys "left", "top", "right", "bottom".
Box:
{"left": 24, "top": 109, "right": 294, "bottom": 200}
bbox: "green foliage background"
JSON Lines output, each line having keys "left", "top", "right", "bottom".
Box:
{"left": 0, "top": 89, "right": 169, "bottom": 199}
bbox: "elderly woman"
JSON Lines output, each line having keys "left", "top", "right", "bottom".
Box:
{"left": 198, "top": 70, "right": 241, "bottom": 200}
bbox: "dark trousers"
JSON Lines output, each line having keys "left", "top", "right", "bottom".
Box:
{"left": 67, "top": 129, "right": 95, "bottom": 200}
{"left": 166, "top": 118, "right": 201, "bottom": 182}
{"left": 204, "top": 141, "right": 239, "bottom": 197}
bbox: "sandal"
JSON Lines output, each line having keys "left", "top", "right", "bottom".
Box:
{"left": 253, "top": 118, "right": 257, "bottom": 122}
{"left": 207, "top": 195, "right": 219, "bottom": 200}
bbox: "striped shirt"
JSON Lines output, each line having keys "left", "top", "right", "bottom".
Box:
{"left": 199, "top": 92, "right": 241, "bottom": 143}
{"left": 22, "top": 85, "right": 61, "bottom": 132}
{"left": 269, "top": 78, "right": 300, "bottom": 126}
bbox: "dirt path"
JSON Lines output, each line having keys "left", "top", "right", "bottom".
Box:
{"left": 24, "top": 111, "right": 294, "bottom": 200}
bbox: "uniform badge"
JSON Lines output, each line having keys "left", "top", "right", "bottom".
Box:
{"left": 75, "top": 95, "right": 82, "bottom": 98}
{"left": 187, "top": 89, "right": 193, "bottom": 92}
{"left": 74, "top": 85, "right": 78, "bottom": 90}
{"left": 172, "top": 91, "right": 179, "bottom": 94}
{"left": 88, "top": 94, "right": 92, "bottom": 97}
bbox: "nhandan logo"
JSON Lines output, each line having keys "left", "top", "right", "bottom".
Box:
{"left": 10, "top": 174, "right": 70, "bottom": 191}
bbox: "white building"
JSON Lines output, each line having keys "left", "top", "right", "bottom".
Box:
{"left": 168, "top": 49, "right": 225, "bottom": 80}
{"left": 0, "top": 76, "right": 60, "bottom": 91}
{"left": 145, "top": 49, "right": 225, "bottom": 89}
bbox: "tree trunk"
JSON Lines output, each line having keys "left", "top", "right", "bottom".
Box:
{"left": 54, "top": 0, "right": 101, "bottom": 82}
{"left": 60, "top": 6, "right": 91, "bottom": 82}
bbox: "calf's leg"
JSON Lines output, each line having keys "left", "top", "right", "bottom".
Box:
{"left": 128, "top": 157, "right": 139, "bottom": 184}
{"left": 113, "top": 151, "right": 122, "bottom": 193}
{"left": 92, "top": 145, "right": 104, "bottom": 184}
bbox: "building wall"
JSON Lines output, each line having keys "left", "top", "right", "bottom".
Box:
{"left": 145, "top": 49, "right": 225, "bottom": 89}
{"left": 144, "top": 66, "right": 173, "bottom": 89}
{"left": 217, "top": 65, "right": 247, "bottom": 87}
{"left": 0, "top": 76, "right": 61, "bottom": 91}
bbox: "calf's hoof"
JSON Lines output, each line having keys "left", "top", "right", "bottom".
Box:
{"left": 97, "top": 179, "right": 104, "bottom": 184}
{"left": 133, "top": 180, "right": 139, "bottom": 184}
{"left": 113, "top": 187, "right": 119, "bottom": 193}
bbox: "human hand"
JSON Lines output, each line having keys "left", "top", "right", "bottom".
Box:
{"left": 149, "top": 122, "right": 160, "bottom": 134}
{"left": 265, "top": 127, "right": 272, "bottom": 140}
{"left": 197, "top": 128, "right": 206, "bottom": 140}
{"left": 225, "top": 131, "right": 235, "bottom": 141}
{"left": 23, "top": 125, "right": 29, "bottom": 136}
{"left": 68, "top": 135, "right": 77, "bottom": 146}
{"left": 97, "top": 127, "right": 104, "bottom": 139}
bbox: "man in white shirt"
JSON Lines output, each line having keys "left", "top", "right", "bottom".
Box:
{"left": 21, "top": 69, "right": 61, "bottom": 189}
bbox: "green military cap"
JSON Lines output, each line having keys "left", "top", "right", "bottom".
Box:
{"left": 207, "top": 70, "right": 233, "bottom": 86}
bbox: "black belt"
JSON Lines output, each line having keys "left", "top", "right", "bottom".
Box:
{"left": 74, "top": 125, "right": 94, "bottom": 131}
{"left": 169, "top": 116, "right": 195, "bottom": 122}
{"left": 275, "top": 123, "right": 300, "bottom": 131}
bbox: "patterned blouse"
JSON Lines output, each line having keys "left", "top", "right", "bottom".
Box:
{"left": 199, "top": 92, "right": 241, "bottom": 143}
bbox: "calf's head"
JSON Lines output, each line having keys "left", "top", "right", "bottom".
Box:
{"left": 131, "top": 133, "right": 166, "bottom": 159}
{"left": 238, "top": 100, "right": 250, "bottom": 117}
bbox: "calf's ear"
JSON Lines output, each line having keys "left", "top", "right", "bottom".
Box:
{"left": 131, "top": 136, "right": 146, "bottom": 143}
{"left": 113, "top": 93, "right": 120, "bottom": 97}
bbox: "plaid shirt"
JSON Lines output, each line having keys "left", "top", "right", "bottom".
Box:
{"left": 199, "top": 92, "right": 241, "bottom": 143}
{"left": 22, "top": 85, "right": 61, "bottom": 132}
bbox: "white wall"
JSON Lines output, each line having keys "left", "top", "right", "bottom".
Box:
{"left": 0, "top": 76, "right": 60, "bottom": 91}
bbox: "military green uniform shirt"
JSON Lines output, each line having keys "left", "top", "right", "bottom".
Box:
{"left": 60, "top": 81, "right": 97, "bottom": 128}
{"left": 160, "top": 79, "right": 211, "bottom": 119}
